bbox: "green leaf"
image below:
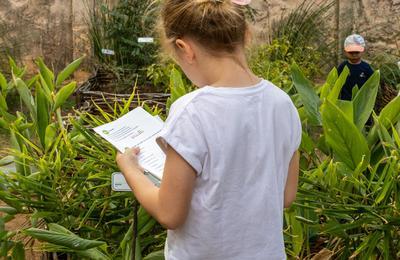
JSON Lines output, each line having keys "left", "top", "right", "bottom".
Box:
{"left": 143, "top": 250, "right": 165, "bottom": 260}
{"left": 36, "top": 83, "right": 50, "bottom": 148}
{"left": 0, "top": 72, "right": 7, "bottom": 93}
{"left": 367, "top": 95, "right": 400, "bottom": 145}
{"left": 36, "top": 58, "right": 55, "bottom": 91}
{"left": 38, "top": 75, "right": 53, "bottom": 103}
{"left": 300, "top": 132, "right": 314, "bottom": 154}
{"left": 327, "top": 66, "right": 349, "bottom": 103}
{"left": 0, "top": 155, "right": 13, "bottom": 166}
{"left": 9, "top": 56, "right": 26, "bottom": 78}
{"left": 0, "top": 206, "right": 18, "bottom": 215}
{"left": 320, "top": 67, "right": 338, "bottom": 100}
{"left": 350, "top": 231, "right": 381, "bottom": 259}
{"left": 0, "top": 92, "right": 7, "bottom": 111}
{"left": 167, "top": 68, "right": 188, "bottom": 112}
{"left": 11, "top": 243, "right": 25, "bottom": 260}
{"left": 14, "top": 78, "right": 36, "bottom": 119}
{"left": 24, "top": 225, "right": 106, "bottom": 250}
{"left": 55, "top": 56, "right": 84, "bottom": 87}
{"left": 321, "top": 99, "right": 370, "bottom": 170}
{"left": 45, "top": 123, "right": 57, "bottom": 151}
{"left": 336, "top": 99, "right": 353, "bottom": 121}
{"left": 53, "top": 82, "right": 76, "bottom": 111}
{"left": 291, "top": 63, "right": 321, "bottom": 125}
{"left": 351, "top": 85, "right": 359, "bottom": 99}
{"left": 353, "top": 71, "right": 380, "bottom": 129}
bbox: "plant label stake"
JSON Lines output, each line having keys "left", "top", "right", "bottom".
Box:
{"left": 101, "top": 49, "right": 115, "bottom": 55}
{"left": 137, "top": 37, "right": 154, "bottom": 43}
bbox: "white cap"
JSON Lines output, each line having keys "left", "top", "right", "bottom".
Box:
{"left": 344, "top": 34, "right": 366, "bottom": 52}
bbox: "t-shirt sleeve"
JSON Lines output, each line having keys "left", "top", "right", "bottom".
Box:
{"left": 290, "top": 102, "right": 302, "bottom": 154}
{"left": 158, "top": 107, "right": 207, "bottom": 175}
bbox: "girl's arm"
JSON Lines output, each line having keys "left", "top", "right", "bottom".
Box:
{"left": 116, "top": 146, "right": 196, "bottom": 230}
{"left": 284, "top": 151, "right": 300, "bottom": 208}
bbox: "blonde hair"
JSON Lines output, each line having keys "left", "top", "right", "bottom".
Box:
{"left": 161, "top": 0, "right": 247, "bottom": 54}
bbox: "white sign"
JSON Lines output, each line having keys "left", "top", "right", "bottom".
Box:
{"left": 138, "top": 37, "right": 154, "bottom": 43}
{"left": 112, "top": 172, "right": 131, "bottom": 191}
{"left": 101, "top": 49, "right": 115, "bottom": 55}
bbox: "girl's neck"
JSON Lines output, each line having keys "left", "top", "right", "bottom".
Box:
{"left": 199, "top": 52, "right": 260, "bottom": 88}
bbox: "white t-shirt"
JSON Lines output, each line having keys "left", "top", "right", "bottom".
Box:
{"left": 158, "top": 79, "right": 302, "bottom": 260}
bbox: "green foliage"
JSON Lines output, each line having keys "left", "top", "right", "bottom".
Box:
{"left": 271, "top": 0, "right": 335, "bottom": 70}
{"left": 0, "top": 207, "right": 25, "bottom": 259}
{"left": 86, "top": 0, "right": 158, "bottom": 75}
{"left": 146, "top": 58, "right": 191, "bottom": 93}
{"left": 0, "top": 57, "right": 175, "bottom": 259}
{"left": 287, "top": 64, "right": 400, "bottom": 259}
{"left": 371, "top": 53, "right": 400, "bottom": 90}
{"left": 249, "top": 38, "right": 322, "bottom": 92}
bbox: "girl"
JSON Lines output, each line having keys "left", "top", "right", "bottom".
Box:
{"left": 116, "top": 0, "right": 301, "bottom": 259}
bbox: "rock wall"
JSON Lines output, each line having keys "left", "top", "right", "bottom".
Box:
{"left": 0, "top": 0, "right": 399, "bottom": 74}
{"left": 252, "top": 0, "right": 400, "bottom": 57}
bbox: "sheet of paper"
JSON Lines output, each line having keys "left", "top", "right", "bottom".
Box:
{"left": 93, "top": 107, "right": 165, "bottom": 180}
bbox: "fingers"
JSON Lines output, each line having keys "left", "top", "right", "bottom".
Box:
{"left": 123, "top": 147, "right": 140, "bottom": 155}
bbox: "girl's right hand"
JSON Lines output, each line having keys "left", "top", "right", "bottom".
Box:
{"left": 116, "top": 147, "right": 144, "bottom": 175}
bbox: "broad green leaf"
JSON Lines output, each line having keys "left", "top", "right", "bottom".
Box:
{"left": 38, "top": 75, "right": 53, "bottom": 103}
{"left": 353, "top": 71, "right": 380, "bottom": 129}
{"left": 36, "top": 58, "right": 55, "bottom": 91}
{"left": 0, "top": 72, "right": 7, "bottom": 93}
{"left": 45, "top": 123, "right": 57, "bottom": 151}
{"left": 0, "top": 117, "right": 7, "bottom": 129}
{"left": 321, "top": 100, "right": 370, "bottom": 170}
{"left": 11, "top": 243, "right": 25, "bottom": 260}
{"left": 0, "top": 206, "right": 17, "bottom": 215}
{"left": 291, "top": 63, "right": 321, "bottom": 125}
{"left": 320, "top": 67, "right": 338, "bottom": 100}
{"left": 0, "top": 92, "right": 7, "bottom": 111}
{"left": 336, "top": 99, "right": 353, "bottom": 121}
{"left": 75, "top": 248, "right": 111, "bottom": 260}
{"left": 53, "top": 82, "right": 76, "bottom": 111}
{"left": 14, "top": 78, "right": 36, "bottom": 118}
{"left": 36, "top": 83, "right": 49, "bottom": 148}
{"left": 167, "top": 68, "right": 188, "bottom": 111}
{"left": 9, "top": 56, "right": 26, "bottom": 77}
{"left": 367, "top": 95, "right": 400, "bottom": 145}
{"left": 24, "top": 226, "right": 106, "bottom": 250}
{"left": 327, "top": 66, "right": 349, "bottom": 103}
{"left": 284, "top": 209, "right": 303, "bottom": 256}
{"left": 300, "top": 132, "right": 314, "bottom": 154}
{"left": 0, "top": 155, "right": 13, "bottom": 166}
{"left": 55, "top": 56, "right": 84, "bottom": 87}
{"left": 351, "top": 85, "right": 359, "bottom": 99}
{"left": 143, "top": 250, "right": 165, "bottom": 260}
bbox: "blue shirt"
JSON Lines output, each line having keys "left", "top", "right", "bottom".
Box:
{"left": 337, "top": 60, "right": 374, "bottom": 100}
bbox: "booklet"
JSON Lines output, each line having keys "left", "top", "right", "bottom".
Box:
{"left": 93, "top": 107, "right": 166, "bottom": 188}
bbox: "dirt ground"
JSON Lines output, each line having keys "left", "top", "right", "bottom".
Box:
{"left": 0, "top": 201, "right": 43, "bottom": 259}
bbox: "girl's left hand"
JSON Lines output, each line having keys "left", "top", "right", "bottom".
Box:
{"left": 116, "top": 147, "right": 144, "bottom": 175}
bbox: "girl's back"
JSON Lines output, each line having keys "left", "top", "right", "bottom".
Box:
{"left": 160, "top": 80, "right": 301, "bottom": 259}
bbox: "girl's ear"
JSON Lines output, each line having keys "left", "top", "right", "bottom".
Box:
{"left": 175, "top": 39, "right": 195, "bottom": 64}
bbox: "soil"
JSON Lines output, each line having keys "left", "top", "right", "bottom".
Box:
{"left": 0, "top": 201, "right": 43, "bottom": 259}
